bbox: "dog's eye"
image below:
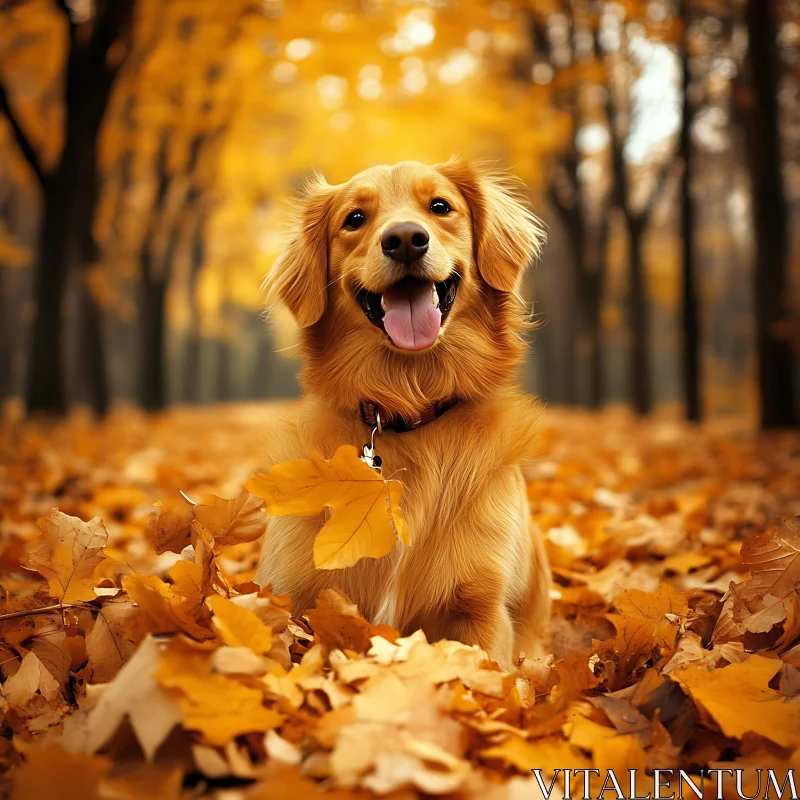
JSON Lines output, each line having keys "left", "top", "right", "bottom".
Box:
{"left": 343, "top": 210, "right": 366, "bottom": 230}
{"left": 430, "top": 198, "right": 451, "bottom": 216}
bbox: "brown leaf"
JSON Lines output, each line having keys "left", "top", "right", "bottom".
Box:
{"left": 84, "top": 599, "right": 142, "bottom": 682}
{"left": 62, "top": 635, "right": 182, "bottom": 762}
{"left": 11, "top": 745, "right": 109, "bottom": 800}
{"left": 145, "top": 494, "right": 195, "bottom": 555}
{"left": 306, "top": 588, "right": 397, "bottom": 653}
{"left": 714, "top": 518, "right": 800, "bottom": 647}
{"left": 193, "top": 489, "right": 268, "bottom": 547}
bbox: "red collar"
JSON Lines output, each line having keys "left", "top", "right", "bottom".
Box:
{"left": 359, "top": 398, "right": 459, "bottom": 433}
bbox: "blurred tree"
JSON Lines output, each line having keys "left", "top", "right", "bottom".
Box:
{"left": 532, "top": 2, "right": 609, "bottom": 408}
{"left": 679, "top": 0, "right": 700, "bottom": 421}
{"left": 532, "top": 0, "right": 679, "bottom": 415}
{"left": 742, "top": 0, "right": 798, "bottom": 427}
{"left": 0, "top": 0, "right": 134, "bottom": 413}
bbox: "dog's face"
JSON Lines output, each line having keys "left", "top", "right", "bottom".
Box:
{"left": 266, "top": 158, "right": 544, "bottom": 420}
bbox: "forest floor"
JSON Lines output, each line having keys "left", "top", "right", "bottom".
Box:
{"left": 0, "top": 404, "right": 799, "bottom": 799}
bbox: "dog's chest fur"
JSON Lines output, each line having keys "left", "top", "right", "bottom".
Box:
{"left": 255, "top": 394, "right": 541, "bottom": 630}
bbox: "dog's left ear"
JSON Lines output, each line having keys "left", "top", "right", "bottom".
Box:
{"left": 437, "top": 157, "right": 545, "bottom": 293}
{"left": 264, "top": 176, "right": 333, "bottom": 327}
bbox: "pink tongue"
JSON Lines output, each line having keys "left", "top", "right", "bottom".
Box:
{"left": 382, "top": 280, "right": 441, "bottom": 351}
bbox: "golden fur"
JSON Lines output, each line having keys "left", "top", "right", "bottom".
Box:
{"left": 255, "top": 158, "right": 551, "bottom": 667}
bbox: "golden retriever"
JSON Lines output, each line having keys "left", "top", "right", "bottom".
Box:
{"left": 255, "top": 157, "right": 551, "bottom": 667}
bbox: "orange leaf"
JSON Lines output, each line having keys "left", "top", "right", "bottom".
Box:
{"left": 122, "top": 562, "right": 213, "bottom": 641}
{"left": 208, "top": 594, "right": 273, "bottom": 655}
{"left": 194, "top": 489, "right": 268, "bottom": 547}
{"left": 145, "top": 494, "right": 195, "bottom": 555}
{"left": 11, "top": 745, "right": 109, "bottom": 800}
{"left": 154, "top": 637, "right": 282, "bottom": 746}
{"left": 675, "top": 653, "right": 800, "bottom": 749}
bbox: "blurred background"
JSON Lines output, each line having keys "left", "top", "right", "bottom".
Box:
{"left": 0, "top": 0, "right": 798, "bottom": 428}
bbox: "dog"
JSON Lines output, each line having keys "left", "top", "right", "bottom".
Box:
{"left": 254, "top": 157, "right": 551, "bottom": 667}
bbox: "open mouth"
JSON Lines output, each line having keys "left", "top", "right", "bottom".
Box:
{"left": 357, "top": 274, "right": 460, "bottom": 351}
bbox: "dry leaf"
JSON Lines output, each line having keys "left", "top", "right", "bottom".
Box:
{"left": 11, "top": 745, "right": 109, "bottom": 800}
{"left": 154, "top": 636, "right": 282, "bottom": 745}
{"left": 306, "top": 588, "right": 398, "bottom": 653}
{"left": 61, "top": 635, "right": 182, "bottom": 761}
{"left": 208, "top": 593, "right": 273, "bottom": 654}
{"left": 714, "top": 518, "right": 800, "bottom": 647}
{"left": 122, "top": 562, "right": 213, "bottom": 640}
{"left": 145, "top": 494, "right": 195, "bottom": 555}
{"left": 675, "top": 653, "right": 800, "bottom": 748}
{"left": 194, "top": 489, "right": 268, "bottom": 546}
{"left": 27, "top": 511, "right": 108, "bottom": 604}
{"left": 2, "top": 651, "right": 60, "bottom": 706}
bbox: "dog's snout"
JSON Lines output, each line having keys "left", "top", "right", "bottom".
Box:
{"left": 381, "top": 221, "right": 429, "bottom": 264}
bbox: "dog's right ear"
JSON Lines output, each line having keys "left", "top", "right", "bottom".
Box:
{"left": 265, "top": 176, "right": 333, "bottom": 328}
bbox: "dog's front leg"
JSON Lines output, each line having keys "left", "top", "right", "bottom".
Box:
{"left": 395, "top": 465, "right": 533, "bottom": 670}
{"left": 425, "top": 583, "right": 516, "bottom": 669}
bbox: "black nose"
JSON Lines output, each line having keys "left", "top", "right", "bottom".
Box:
{"left": 381, "top": 221, "right": 429, "bottom": 264}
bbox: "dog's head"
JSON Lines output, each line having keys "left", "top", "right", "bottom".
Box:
{"left": 265, "top": 158, "right": 544, "bottom": 421}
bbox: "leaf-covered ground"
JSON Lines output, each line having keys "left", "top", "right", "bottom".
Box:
{"left": 0, "top": 405, "right": 799, "bottom": 799}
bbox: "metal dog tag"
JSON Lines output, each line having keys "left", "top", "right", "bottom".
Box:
{"left": 360, "top": 442, "right": 383, "bottom": 473}
{"left": 359, "top": 411, "right": 383, "bottom": 474}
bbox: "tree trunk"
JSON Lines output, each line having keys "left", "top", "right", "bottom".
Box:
{"left": 139, "top": 273, "right": 167, "bottom": 411}
{"left": 578, "top": 217, "right": 608, "bottom": 409}
{"left": 26, "top": 178, "right": 71, "bottom": 412}
{"left": 24, "top": 1, "right": 133, "bottom": 414}
{"left": 628, "top": 216, "right": 650, "bottom": 415}
{"left": 680, "top": 1, "right": 701, "bottom": 422}
{"left": 746, "top": 0, "right": 797, "bottom": 428}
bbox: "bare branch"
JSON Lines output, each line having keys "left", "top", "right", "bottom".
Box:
{"left": 0, "top": 602, "right": 98, "bottom": 622}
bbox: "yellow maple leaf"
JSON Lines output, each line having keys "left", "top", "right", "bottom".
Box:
{"left": 675, "top": 653, "right": 800, "bottom": 749}
{"left": 27, "top": 511, "right": 108, "bottom": 604}
{"left": 246, "top": 445, "right": 409, "bottom": 570}
{"left": 207, "top": 594, "right": 273, "bottom": 655}
{"left": 155, "top": 637, "right": 281, "bottom": 746}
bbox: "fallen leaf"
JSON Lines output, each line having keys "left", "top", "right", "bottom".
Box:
{"left": 154, "top": 636, "right": 282, "bottom": 745}
{"left": 84, "top": 599, "right": 141, "bottom": 682}
{"left": 675, "top": 653, "right": 800, "bottom": 748}
{"left": 11, "top": 745, "right": 109, "bottom": 800}
{"left": 592, "top": 733, "right": 647, "bottom": 775}
{"left": 306, "top": 588, "right": 396, "bottom": 653}
{"left": 481, "top": 734, "right": 589, "bottom": 774}
{"left": 27, "top": 511, "right": 108, "bottom": 604}
{"left": 714, "top": 518, "right": 800, "bottom": 647}
{"left": 2, "top": 651, "right": 60, "bottom": 706}
{"left": 208, "top": 593, "right": 273, "bottom": 654}
{"left": 145, "top": 494, "right": 195, "bottom": 555}
{"left": 61, "top": 635, "right": 182, "bottom": 761}
{"left": 194, "top": 489, "right": 268, "bottom": 546}
{"left": 122, "top": 562, "right": 213, "bottom": 640}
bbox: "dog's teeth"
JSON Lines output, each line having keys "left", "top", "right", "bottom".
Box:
{"left": 380, "top": 295, "right": 387, "bottom": 312}
{"left": 432, "top": 285, "right": 439, "bottom": 308}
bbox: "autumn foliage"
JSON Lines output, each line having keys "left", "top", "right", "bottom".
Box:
{"left": 0, "top": 405, "right": 797, "bottom": 797}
